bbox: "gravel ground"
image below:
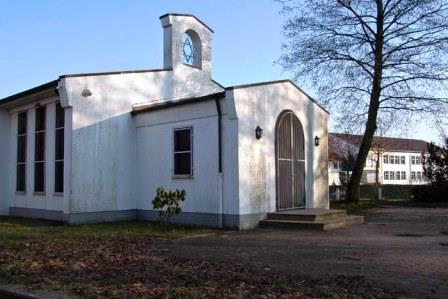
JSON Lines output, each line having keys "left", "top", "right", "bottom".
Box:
{"left": 158, "top": 206, "right": 448, "bottom": 298}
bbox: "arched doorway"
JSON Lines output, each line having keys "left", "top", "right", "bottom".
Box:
{"left": 275, "top": 111, "right": 306, "bottom": 210}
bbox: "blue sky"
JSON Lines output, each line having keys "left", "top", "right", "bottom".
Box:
{"left": 0, "top": 0, "right": 286, "bottom": 98}
{"left": 0, "top": 1, "right": 443, "bottom": 142}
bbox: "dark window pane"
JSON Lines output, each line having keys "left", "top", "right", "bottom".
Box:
{"left": 55, "top": 129, "right": 64, "bottom": 160}
{"left": 35, "top": 107, "right": 46, "bottom": 131}
{"left": 55, "top": 161, "right": 64, "bottom": 193}
{"left": 16, "top": 164, "right": 26, "bottom": 192}
{"left": 17, "top": 135, "right": 26, "bottom": 163}
{"left": 174, "top": 129, "right": 191, "bottom": 152}
{"left": 56, "top": 104, "right": 65, "bottom": 128}
{"left": 35, "top": 132, "right": 45, "bottom": 161}
{"left": 174, "top": 153, "right": 191, "bottom": 175}
{"left": 34, "top": 162, "right": 45, "bottom": 192}
{"left": 18, "top": 112, "right": 27, "bottom": 135}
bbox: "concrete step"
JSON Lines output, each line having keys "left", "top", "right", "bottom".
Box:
{"left": 259, "top": 215, "right": 364, "bottom": 231}
{"left": 267, "top": 209, "right": 347, "bottom": 222}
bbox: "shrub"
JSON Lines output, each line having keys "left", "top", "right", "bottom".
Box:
{"left": 411, "top": 184, "right": 448, "bottom": 202}
{"left": 152, "top": 187, "right": 186, "bottom": 226}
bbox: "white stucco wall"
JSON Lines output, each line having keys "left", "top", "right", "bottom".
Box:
{"left": 0, "top": 109, "right": 10, "bottom": 214}
{"left": 7, "top": 99, "right": 69, "bottom": 212}
{"left": 230, "top": 81, "right": 329, "bottom": 215}
{"left": 64, "top": 69, "right": 222, "bottom": 213}
{"left": 136, "top": 101, "right": 215, "bottom": 212}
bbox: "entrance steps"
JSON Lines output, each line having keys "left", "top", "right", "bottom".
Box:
{"left": 259, "top": 209, "right": 364, "bottom": 231}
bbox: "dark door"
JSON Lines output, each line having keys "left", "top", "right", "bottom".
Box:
{"left": 276, "top": 111, "right": 305, "bottom": 210}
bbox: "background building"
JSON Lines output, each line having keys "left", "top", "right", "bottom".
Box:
{"left": 329, "top": 133, "right": 429, "bottom": 186}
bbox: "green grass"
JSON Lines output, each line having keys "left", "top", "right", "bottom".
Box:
{"left": 0, "top": 217, "right": 215, "bottom": 243}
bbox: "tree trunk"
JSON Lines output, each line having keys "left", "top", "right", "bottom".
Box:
{"left": 346, "top": 0, "right": 384, "bottom": 203}
{"left": 375, "top": 149, "right": 381, "bottom": 200}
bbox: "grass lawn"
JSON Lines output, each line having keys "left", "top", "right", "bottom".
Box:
{"left": 0, "top": 217, "right": 390, "bottom": 298}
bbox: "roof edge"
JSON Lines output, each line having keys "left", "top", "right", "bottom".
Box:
{"left": 60, "top": 68, "right": 172, "bottom": 79}
{"left": 159, "top": 13, "right": 214, "bottom": 33}
{"left": 132, "top": 91, "right": 225, "bottom": 115}
{"left": 226, "top": 79, "right": 329, "bottom": 115}
{"left": 0, "top": 80, "right": 59, "bottom": 105}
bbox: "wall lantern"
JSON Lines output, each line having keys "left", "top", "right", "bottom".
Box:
{"left": 314, "top": 135, "right": 320, "bottom": 146}
{"left": 255, "top": 126, "right": 263, "bottom": 139}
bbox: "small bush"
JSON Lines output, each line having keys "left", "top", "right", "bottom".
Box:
{"left": 152, "top": 187, "right": 186, "bottom": 226}
{"left": 410, "top": 184, "right": 448, "bottom": 202}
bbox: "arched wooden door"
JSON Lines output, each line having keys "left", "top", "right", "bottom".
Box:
{"left": 276, "top": 111, "right": 306, "bottom": 210}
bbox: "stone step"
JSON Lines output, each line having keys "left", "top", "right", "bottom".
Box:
{"left": 267, "top": 209, "right": 347, "bottom": 222}
{"left": 259, "top": 215, "right": 364, "bottom": 231}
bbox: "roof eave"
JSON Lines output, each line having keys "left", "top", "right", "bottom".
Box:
{"left": 131, "top": 91, "right": 226, "bottom": 115}
{"left": 0, "top": 80, "right": 59, "bottom": 108}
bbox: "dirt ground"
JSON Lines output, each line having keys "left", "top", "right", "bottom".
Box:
{"left": 157, "top": 206, "right": 448, "bottom": 299}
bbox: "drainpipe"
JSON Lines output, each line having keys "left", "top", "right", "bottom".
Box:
{"left": 215, "top": 97, "right": 224, "bottom": 228}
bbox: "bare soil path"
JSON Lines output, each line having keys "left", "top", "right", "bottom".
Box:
{"left": 159, "top": 206, "right": 448, "bottom": 298}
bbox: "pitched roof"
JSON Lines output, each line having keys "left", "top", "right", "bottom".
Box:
{"left": 226, "top": 79, "right": 329, "bottom": 114}
{"left": 0, "top": 69, "right": 172, "bottom": 106}
{"left": 329, "top": 133, "right": 429, "bottom": 157}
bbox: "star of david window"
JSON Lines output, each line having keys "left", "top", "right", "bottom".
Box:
{"left": 183, "top": 33, "right": 196, "bottom": 65}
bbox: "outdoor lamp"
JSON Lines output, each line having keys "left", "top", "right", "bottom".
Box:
{"left": 255, "top": 126, "right": 263, "bottom": 139}
{"left": 314, "top": 135, "right": 320, "bottom": 146}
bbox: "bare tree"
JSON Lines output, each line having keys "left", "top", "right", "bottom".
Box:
{"left": 278, "top": 0, "right": 448, "bottom": 203}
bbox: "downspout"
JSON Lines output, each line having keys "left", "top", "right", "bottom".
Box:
{"left": 215, "top": 96, "right": 223, "bottom": 228}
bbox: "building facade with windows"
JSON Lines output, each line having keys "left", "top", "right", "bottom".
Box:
{"left": 329, "top": 133, "right": 429, "bottom": 186}
{"left": 0, "top": 13, "right": 329, "bottom": 229}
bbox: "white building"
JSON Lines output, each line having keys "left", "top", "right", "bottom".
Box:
{"left": 0, "top": 13, "right": 329, "bottom": 229}
{"left": 329, "top": 133, "right": 429, "bottom": 186}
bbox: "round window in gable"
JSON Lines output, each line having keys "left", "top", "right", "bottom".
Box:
{"left": 182, "top": 30, "right": 202, "bottom": 68}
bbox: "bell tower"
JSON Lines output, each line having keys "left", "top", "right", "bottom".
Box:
{"left": 160, "top": 13, "right": 214, "bottom": 78}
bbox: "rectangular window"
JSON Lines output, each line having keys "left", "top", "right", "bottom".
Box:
{"left": 401, "top": 171, "right": 406, "bottom": 180}
{"left": 390, "top": 156, "right": 394, "bottom": 164}
{"left": 174, "top": 127, "right": 192, "bottom": 176}
{"left": 384, "top": 171, "right": 389, "bottom": 180}
{"left": 383, "top": 155, "right": 388, "bottom": 164}
{"left": 34, "top": 107, "right": 46, "bottom": 192}
{"left": 396, "top": 171, "right": 400, "bottom": 180}
{"left": 415, "top": 156, "right": 421, "bottom": 165}
{"left": 16, "top": 111, "right": 27, "bottom": 192}
{"left": 401, "top": 156, "right": 405, "bottom": 164}
{"left": 55, "top": 104, "right": 65, "bottom": 193}
{"left": 417, "top": 172, "right": 422, "bottom": 181}
{"left": 394, "top": 156, "right": 399, "bottom": 164}
{"left": 411, "top": 171, "right": 416, "bottom": 180}
{"left": 411, "top": 156, "right": 416, "bottom": 165}
{"left": 390, "top": 171, "right": 395, "bottom": 180}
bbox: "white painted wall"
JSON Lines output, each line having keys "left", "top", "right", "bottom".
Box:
{"left": 231, "top": 81, "right": 329, "bottom": 215}
{"left": 0, "top": 109, "right": 10, "bottom": 214}
{"left": 64, "top": 14, "right": 223, "bottom": 214}
{"left": 135, "top": 100, "right": 225, "bottom": 214}
{"left": 8, "top": 99, "right": 68, "bottom": 212}
{"left": 381, "top": 152, "right": 427, "bottom": 185}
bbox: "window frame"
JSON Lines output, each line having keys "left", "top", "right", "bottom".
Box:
{"left": 173, "top": 127, "right": 193, "bottom": 178}
{"left": 384, "top": 171, "right": 389, "bottom": 180}
{"left": 34, "top": 106, "right": 46, "bottom": 194}
{"left": 401, "top": 156, "right": 405, "bottom": 164}
{"left": 16, "top": 111, "right": 28, "bottom": 193}
{"left": 54, "top": 103, "right": 65, "bottom": 194}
